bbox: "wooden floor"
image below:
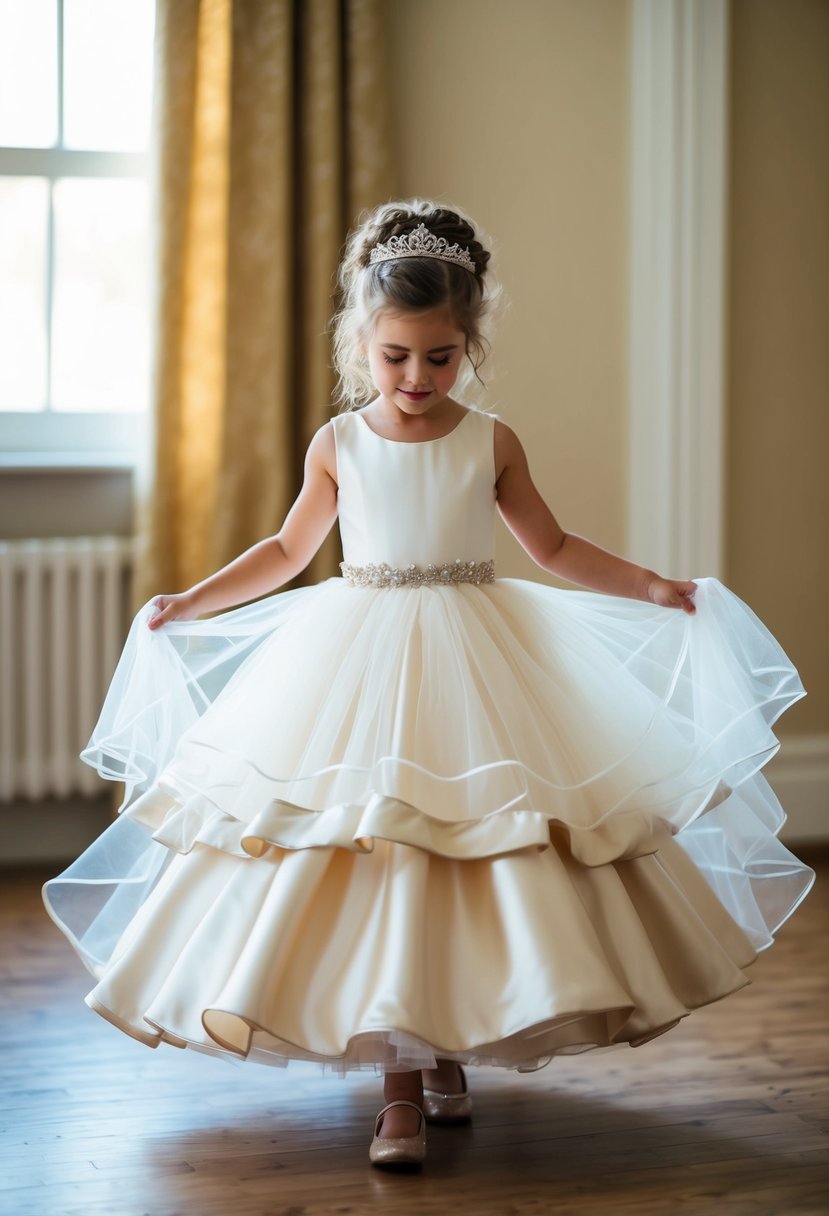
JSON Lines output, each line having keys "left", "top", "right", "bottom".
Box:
{"left": 2, "top": 856, "right": 827, "bottom": 1216}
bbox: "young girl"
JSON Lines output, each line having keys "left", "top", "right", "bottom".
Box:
{"left": 44, "top": 199, "right": 813, "bottom": 1170}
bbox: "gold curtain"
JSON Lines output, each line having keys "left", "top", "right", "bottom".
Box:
{"left": 133, "top": 0, "right": 393, "bottom": 610}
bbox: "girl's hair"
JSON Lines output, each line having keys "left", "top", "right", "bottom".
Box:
{"left": 332, "top": 199, "right": 500, "bottom": 411}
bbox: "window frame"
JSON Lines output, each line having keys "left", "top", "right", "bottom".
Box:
{"left": 0, "top": 1, "right": 154, "bottom": 470}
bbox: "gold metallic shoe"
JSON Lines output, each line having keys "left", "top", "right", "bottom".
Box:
{"left": 368, "top": 1100, "right": 426, "bottom": 1168}
{"left": 422, "top": 1065, "right": 472, "bottom": 1124}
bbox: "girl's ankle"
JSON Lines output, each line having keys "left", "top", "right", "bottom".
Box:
{"left": 422, "top": 1058, "right": 463, "bottom": 1091}
{"left": 383, "top": 1070, "right": 423, "bottom": 1108}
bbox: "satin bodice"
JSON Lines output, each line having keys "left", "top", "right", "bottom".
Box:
{"left": 332, "top": 407, "right": 497, "bottom": 567}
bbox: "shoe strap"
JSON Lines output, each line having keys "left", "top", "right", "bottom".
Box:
{"left": 374, "top": 1099, "right": 424, "bottom": 1133}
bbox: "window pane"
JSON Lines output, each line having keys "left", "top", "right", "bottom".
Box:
{"left": 52, "top": 179, "right": 150, "bottom": 412}
{"left": 0, "top": 0, "right": 58, "bottom": 147}
{"left": 0, "top": 179, "right": 49, "bottom": 411}
{"left": 64, "top": 0, "right": 155, "bottom": 152}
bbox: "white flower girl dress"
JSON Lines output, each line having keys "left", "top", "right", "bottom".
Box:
{"left": 43, "top": 406, "right": 814, "bottom": 1073}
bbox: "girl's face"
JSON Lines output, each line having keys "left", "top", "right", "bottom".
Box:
{"left": 364, "top": 308, "right": 466, "bottom": 416}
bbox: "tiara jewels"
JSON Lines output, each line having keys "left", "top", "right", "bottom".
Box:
{"left": 368, "top": 224, "right": 476, "bottom": 275}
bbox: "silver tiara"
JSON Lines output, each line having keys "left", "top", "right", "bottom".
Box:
{"left": 368, "top": 223, "right": 476, "bottom": 275}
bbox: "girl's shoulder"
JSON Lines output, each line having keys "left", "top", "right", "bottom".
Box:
{"left": 459, "top": 404, "right": 505, "bottom": 434}
{"left": 304, "top": 418, "right": 339, "bottom": 483}
{"left": 456, "top": 407, "right": 523, "bottom": 484}
{"left": 464, "top": 404, "right": 498, "bottom": 421}
{"left": 488, "top": 412, "right": 528, "bottom": 483}
{"left": 330, "top": 408, "right": 363, "bottom": 435}
{"left": 467, "top": 405, "right": 514, "bottom": 435}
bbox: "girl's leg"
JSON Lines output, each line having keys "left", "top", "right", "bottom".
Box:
{"left": 377, "top": 1068, "right": 423, "bottom": 1138}
{"left": 422, "top": 1057, "right": 465, "bottom": 1093}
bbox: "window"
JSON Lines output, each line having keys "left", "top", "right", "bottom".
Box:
{"left": 0, "top": 0, "right": 155, "bottom": 464}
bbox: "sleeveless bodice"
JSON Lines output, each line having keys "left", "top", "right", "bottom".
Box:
{"left": 332, "top": 407, "right": 497, "bottom": 567}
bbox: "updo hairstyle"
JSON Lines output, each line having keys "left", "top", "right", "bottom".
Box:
{"left": 332, "top": 199, "right": 500, "bottom": 410}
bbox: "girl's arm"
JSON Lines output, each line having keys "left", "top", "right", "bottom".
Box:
{"left": 494, "top": 421, "right": 697, "bottom": 614}
{"left": 148, "top": 422, "right": 339, "bottom": 628}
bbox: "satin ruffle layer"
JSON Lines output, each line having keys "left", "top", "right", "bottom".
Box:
{"left": 43, "top": 575, "right": 813, "bottom": 1074}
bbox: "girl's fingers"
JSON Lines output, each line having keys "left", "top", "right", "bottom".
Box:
{"left": 678, "top": 581, "right": 697, "bottom": 614}
{"left": 148, "top": 593, "right": 197, "bottom": 628}
{"left": 653, "top": 578, "right": 697, "bottom": 613}
{"left": 148, "top": 596, "right": 175, "bottom": 629}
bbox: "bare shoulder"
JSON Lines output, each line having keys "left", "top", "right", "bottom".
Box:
{"left": 305, "top": 418, "right": 338, "bottom": 485}
{"left": 492, "top": 416, "right": 528, "bottom": 483}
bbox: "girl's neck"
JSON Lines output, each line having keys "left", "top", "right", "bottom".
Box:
{"left": 361, "top": 396, "right": 467, "bottom": 442}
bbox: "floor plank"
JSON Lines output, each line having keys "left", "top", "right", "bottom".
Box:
{"left": 1, "top": 853, "right": 827, "bottom": 1216}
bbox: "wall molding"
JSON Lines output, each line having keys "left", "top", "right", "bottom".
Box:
{"left": 628, "top": 0, "right": 729, "bottom": 579}
{"left": 766, "top": 734, "right": 829, "bottom": 844}
{"left": 0, "top": 796, "right": 112, "bottom": 867}
{"left": 627, "top": 2, "right": 826, "bottom": 843}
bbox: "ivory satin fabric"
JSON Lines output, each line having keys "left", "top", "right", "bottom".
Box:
{"left": 44, "top": 408, "right": 814, "bottom": 1074}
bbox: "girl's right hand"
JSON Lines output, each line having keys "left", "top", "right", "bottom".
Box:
{"left": 147, "top": 592, "right": 200, "bottom": 630}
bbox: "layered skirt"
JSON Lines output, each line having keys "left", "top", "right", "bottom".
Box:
{"left": 43, "top": 575, "right": 813, "bottom": 1073}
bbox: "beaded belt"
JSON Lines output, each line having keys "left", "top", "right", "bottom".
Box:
{"left": 340, "top": 558, "right": 495, "bottom": 588}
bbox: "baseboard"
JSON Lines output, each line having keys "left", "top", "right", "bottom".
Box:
{"left": 0, "top": 795, "right": 113, "bottom": 867}
{"left": 766, "top": 733, "right": 829, "bottom": 844}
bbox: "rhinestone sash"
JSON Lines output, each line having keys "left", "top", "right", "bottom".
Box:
{"left": 340, "top": 558, "right": 495, "bottom": 588}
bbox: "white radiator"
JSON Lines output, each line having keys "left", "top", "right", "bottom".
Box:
{"left": 0, "top": 536, "right": 134, "bottom": 800}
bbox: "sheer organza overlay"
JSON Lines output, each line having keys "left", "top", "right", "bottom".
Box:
{"left": 43, "top": 409, "right": 814, "bottom": 1074}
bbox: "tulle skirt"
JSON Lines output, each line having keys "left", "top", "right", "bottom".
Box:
{"left": 43, "top": 575, "right": 814, "bottom": 1074}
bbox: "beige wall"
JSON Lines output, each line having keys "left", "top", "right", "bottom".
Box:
{"left": 387, "top": 0, "right": 827, "bottom": 739}
{"left": 386, "top": 0, "right": 631, "bottom": 584}
{"left": 727, "top": 0, "right": 829, "bottom": 735}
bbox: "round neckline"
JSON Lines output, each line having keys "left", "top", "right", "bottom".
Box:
{"left": 356, "top": 408, "right": 474, "bottom": 446}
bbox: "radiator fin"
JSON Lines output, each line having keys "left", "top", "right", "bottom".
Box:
{"left": 0, "top": 537, "right": 134, "bottom": 800}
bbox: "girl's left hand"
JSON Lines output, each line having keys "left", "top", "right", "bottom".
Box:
{"left": 647, "top": 576, "right": 698, "bottom": 615}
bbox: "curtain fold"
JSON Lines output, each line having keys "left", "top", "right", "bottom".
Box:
{"left": 134, "top": 0, "right": 393, "bottom": 610}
